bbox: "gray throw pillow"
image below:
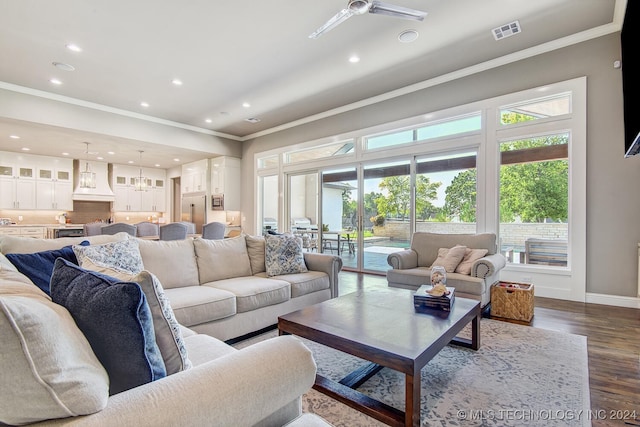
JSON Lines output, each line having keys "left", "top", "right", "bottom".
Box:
{"left": 50, "top": 258, "right": 166, "bottom": 395}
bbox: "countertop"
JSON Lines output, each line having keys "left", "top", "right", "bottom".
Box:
{"left": 0, "top": 224, "right": 85, "bottom": 229}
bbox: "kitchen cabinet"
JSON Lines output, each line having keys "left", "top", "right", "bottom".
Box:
{"left": 0, "top": 226, "right": 46, "bottom": 239}
{"left": 0, "top": 162, "right": 36, "bottom": 210}
{"left": 181, "top": 159, "right": 208, "bottom": 194}
{"left": 112, "top": 164, "right": 166, "bottom": 212}
{"left": 36, "top": 161, "right": 73, "bottom": 210}
{"left": 210, "top": 156, "right": 241, "bottom": 211}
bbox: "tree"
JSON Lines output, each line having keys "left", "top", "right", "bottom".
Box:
{"left": 377, "top": 175, "right": 440, "bottom": 220}
{"left": 442, "top": 133, "right": 568, "bottom": 223}
{"left": 443, "top": 169, "right": 477, "bottom": 222}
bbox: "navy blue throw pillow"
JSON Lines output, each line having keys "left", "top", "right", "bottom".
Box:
{"left": 50, "top": 258, "right": 167, "bottom": 395}
{"left": 5, "top": 241, "right": 89, "bottom": 295}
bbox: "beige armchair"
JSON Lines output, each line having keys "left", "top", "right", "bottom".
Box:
{"left": 386, "top": 232, "right": 506, "bottom": 307}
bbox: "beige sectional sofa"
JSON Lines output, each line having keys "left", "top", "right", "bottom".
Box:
{"left": 136, "top": 234, "right": 342, "bottom": 341}
{"left": 0, "top": 232, "right": 339, "bottom": 426}
{"left": 386, "top": 232, "right": 506, "bottom": 307}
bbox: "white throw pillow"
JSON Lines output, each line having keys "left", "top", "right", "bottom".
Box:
{"left": 0, "top": 291, "right": 109, "bottom": 425}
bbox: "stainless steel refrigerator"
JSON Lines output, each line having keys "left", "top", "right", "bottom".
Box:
{"left": 181, "top": 194, "right": 207, "bottom": 234}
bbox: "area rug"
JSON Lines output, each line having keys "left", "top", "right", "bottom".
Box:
{"left": 234, "top": 319, "right": 591, "bottom": 426}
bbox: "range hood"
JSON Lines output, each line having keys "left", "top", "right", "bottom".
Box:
{"left": 72, "top": 160, "right": 116, "bottom": 202}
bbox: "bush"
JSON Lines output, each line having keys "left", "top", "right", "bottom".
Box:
{"left": 370, "top": 214, "right": 385, "bottom": 226}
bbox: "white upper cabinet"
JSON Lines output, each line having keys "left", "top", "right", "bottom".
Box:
{"left": 210, "top": 156, "right": 241, "bottom": 211}
{"left": 0, "top": 152, "right": 37, "bottom": 210}
{"left": 35, "top": 159, "right": 73, "bottom": 210}
{"left": 181, "top": 159, "right": 208, "bottom": 194}
{"left": 112, "top": 164, "right": 166, "bottom": 212}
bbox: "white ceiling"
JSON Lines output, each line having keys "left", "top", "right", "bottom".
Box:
{"left": 0, "top": 0, "right": 624, "bottom": 168}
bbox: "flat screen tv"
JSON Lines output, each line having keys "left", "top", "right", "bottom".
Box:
{"left": 622, "top": 1, "right": 640, "bottom": 157}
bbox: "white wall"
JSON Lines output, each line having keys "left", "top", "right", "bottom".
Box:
{"left": 241, "top": 33, "right": 640, "bottom": 299}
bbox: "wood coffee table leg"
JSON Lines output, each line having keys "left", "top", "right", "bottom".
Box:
{"left": 405, "top": 370, "right": 421, "bottom": 427}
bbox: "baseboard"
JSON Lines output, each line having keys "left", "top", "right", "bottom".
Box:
{"left": 585, "top": 292, "right": 640, "bottom": 309}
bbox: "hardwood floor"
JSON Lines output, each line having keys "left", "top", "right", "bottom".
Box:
{"left": 339, "top": 272, "right": 640, "bottom": 427}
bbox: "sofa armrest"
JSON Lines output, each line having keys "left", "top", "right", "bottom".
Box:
{"left": 303, "top": 252, "right": 342, "bottom": 298}
{"left": 38, "top": 336, "right": 316, "bottom": 427}
{"left": 471, "top": 253, "right": 507, "bottom": 278}
{"left": 387, "top": 249, "right": 418, "bottom": 270}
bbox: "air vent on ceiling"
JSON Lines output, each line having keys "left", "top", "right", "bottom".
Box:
{"left": 244, "top": 117, "right": 261, "bottom": 123}
{"left": 492, "top": 20, "right": 521, "bottom": 40}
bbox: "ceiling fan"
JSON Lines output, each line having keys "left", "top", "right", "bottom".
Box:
{"left": 309, "top": 0, "right": 427, "bottom": 39}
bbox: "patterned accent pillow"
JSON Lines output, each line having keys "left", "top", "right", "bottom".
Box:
{"left": 73, "top": 239, "right": 144, "bottom": 276}
{"left": 104, "top": 269, "right": 192, "bottom": 375}
{"left": 264, "top": 234, "right": 308, "bottom": 277}
{"left": 50, "top": 259, "right": 166, "bottom": 395}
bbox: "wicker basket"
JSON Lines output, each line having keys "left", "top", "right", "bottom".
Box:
{"left": 490, "top": 281, "right": 534, "bottom": 322}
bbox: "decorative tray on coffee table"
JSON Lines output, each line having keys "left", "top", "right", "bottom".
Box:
{"left": 414, "top": 285, "right": 455, "bottom": 311}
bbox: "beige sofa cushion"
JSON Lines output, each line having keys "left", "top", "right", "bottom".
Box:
{"left": 256, "top": 271, "right": 330, "bottom": 298}
{"left": 164, "top": 286, "right": 236, "bottom": 327}
{"left": 0, "top": 232, "right": 128, "bottom": 254}
{"left": 137, "top": 238, "right": 199, "bottom": 289}
{"left": 208, "top": 276, "right": 291, "bottom": 313}
{"left": 245, "top": 235, "right": 266, "bottom": 275}
{"left": 0, "top": 275, "right": 109, "bottom": 425}
{"left": 193, "top": 236, "right": 252, "bottom": 282}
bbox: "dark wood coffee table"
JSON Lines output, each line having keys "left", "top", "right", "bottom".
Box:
{"left": 278, "top": 287, "right": 480, "bottom": 427}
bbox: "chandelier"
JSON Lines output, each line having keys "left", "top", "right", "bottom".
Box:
{"left": 79, "top": 142, "right": 96, "bottom": 189}
{"left": 133, "top": 150, "right": 149, "bottom": 191}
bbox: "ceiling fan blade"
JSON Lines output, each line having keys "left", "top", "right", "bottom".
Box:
{"left": 369, "top": 1, "right": 427, "bottom": 21}
{"left": 309, "top": 8, "right": 355, "bottom": 39}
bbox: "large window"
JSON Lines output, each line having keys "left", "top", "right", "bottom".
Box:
{"left": 499, "top": 132, "right": 569, "bottom": 267}
{"left": 254, "top": 77, "right": 586, "bottom": 299}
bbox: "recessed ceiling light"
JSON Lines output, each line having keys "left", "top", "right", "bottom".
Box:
{"left": 128, "top": 160, "right": 134, "bottom": 164}
{"left": 21, "top": 147, "right": 30, "bottom": 151}
{"left": 242, "top": 102, "right": 251, "bottom": 108}
{"left": 53, "top": 62, "right": 75, "bottom": 71}
{"left": 49, "top": 78, "right": 62, "bottom": 85}
{"left": 398, "top": 29, "right": 419, "bottom": 43}
{"left": 9, "top": 135, "right": 20, "bottom": 139}
{"left": 205, "top": 118, "right": 212, "bottom": 123}
{"left": 107, "top": 151, "right": 115, "bottom": 155}
{"left": 349, "top": 55, "right": 360, "bottom": 63}
{"left": 62, "top": 152, "right": 69, "bottom": 156}
{"left": 96, "top": 156, "right": 104, "bottom": 160}
{"left": 173, "top": 158, "right": 180, "bottom": 162}
{"left": 140, "top": 101, "right": 149, "bottom": 107}
{"left": 66, "top": 43, "right": 82, "bottom": 52}
{"left": 154, "top": 163, "right": 161, "bottom": 167}
{"left": 172, "top": 79, "right": 183, "bottom": 86}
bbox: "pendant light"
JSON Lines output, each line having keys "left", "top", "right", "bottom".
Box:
{"left": 79, "top": 142, "right": 96, "bottom": 189}
{"left": 134, "top": 150, "right": 149, "bottom": 191}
